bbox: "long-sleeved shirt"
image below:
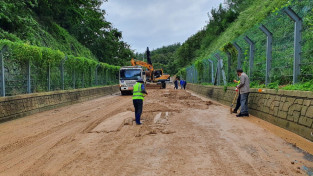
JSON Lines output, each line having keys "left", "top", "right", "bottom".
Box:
{"left": 237, "top": 72, "right": 250, "bottom": 94}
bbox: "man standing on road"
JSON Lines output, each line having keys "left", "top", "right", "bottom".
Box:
{"left": 183, "top": 80, "right": 187, "bottom": 90}
{"left": 235, "top": 69, "right": 250, "bottom": 117}
{"left": 180, "top": 79, "right": 184, "bottom": 89}
{"left": 133, "top": 78, "right": 148, "bottom": 125}
{"left": 174, "top": 78, "right": 179, "bottom": 89}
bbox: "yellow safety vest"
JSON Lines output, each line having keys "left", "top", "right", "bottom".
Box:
{"left": 132, "top": 82, "right": 144, "bottom": 100}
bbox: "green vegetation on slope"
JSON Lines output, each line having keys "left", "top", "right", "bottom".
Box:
{"left": 0, "top": 39, "right": 120, "bottom": 95}
{"left": 196, "top": 0, "right": 313, "bottom": 87}
{"left": 147, "top": 0, "right": 313, "bottom": 91}
{"left": 200, "top": 0, "right": 290, "bottom": 58}
{"left": 148, "top": 0, "right": 291, "bottom": 74}
{"left": 150, "top": 43, "right": 181, "bottom": 74}
{"left": 0, "top": 0, "right": 134, "bottom": 65}
{"left": 147, "top": 0, "right": 254, "bottom": 75}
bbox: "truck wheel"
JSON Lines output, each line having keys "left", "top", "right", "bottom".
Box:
{"left": 161, "top": 82, "right": 166, "bottom": 89}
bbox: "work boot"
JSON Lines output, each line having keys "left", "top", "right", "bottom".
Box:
{"left": 136, "top": 121, "right": 143, "bottom": 125}
{"left": 232, "top": 109, "right": 238, "bottom": 113}
{"left": 236, "top": 113, "right": 249, "bottom": 117}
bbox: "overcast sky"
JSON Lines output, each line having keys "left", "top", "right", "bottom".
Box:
{"left": 101, "top": 0, "right": 224, "bottom": 53}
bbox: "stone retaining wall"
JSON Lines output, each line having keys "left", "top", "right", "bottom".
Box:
{"left": 187, "top": 84, "right": 313, "bottom": 141}
{"left": 0, "top": 85, "right": 119, "bottom": 122}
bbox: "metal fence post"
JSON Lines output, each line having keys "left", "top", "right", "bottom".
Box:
{"left": 208, "top": 59, "right": 214, "bottom": 84}
{"left": 260, "top": 24, "right": 273, "bottom": 86}
{"left": 194, "top": 66, "right": 196, "bottom": 83}
{"left": 225, "top": 52, "right": 231, "bottom": 83}
{"left": 73, "top": 69, "right": 76, "bottom": 89}
{"left": 82, "top": 72, "right": 84, "bottom": 88}
{"left": 192, "top": 66, "right": 195, "bottom": 83}
{"left": 233, "top": 42, "right": 242, "bottom": 69}
{"left": 27, "top": 60, "right": 31, "bottom": 94}
{"left": 90, "top": 67, "right": 92, "bottom": 87}
{"left": 189, "top": 67, "right": 191, "bottom": 83}
{"left": 48, "top": 63, "right": 51, "bottom": 91}
{"left": 60, "top": 56, "right": 66, "bottom": 90}
{"left": 95, "top": 65, "right": 99, "bottom": 86}
{"left": 104, "top": 68, "right": 107, "bottom": 85}
{"left": 214, "top": 61, "right": 219, "bottom": 85}
{"left": 194, "top": 66, "right": 199, "bottom": 84}
{"left": 188, "top": 67, "right": 190, "bottom": 83}
{"left": 192, "top": 67, "right": 194, "bottom": 83}
{"left": 190, "top": 66, "right": 193, "bottom": 83}
{"left": 106, "top": 69, "right": 108, "bottom": 85}
{"left": 215, "top": 54, "right": 221, "bottom": 85}
{"left": 244, "top": 35, "right": 255, "bottom": 81}
{"left": 215, "top": 53, "right": 227, "bottom": 86}
{"left": 0, "top": 46, "right": 7, "bottom": 97}
{"left": 284, "top": 7, "right": 302, "bottom": 84}
{"left": 189, "top": 67, "right": 192, "bottom": 83}
{"left": 193, "top": 66, "right": 198, "bottom": 84}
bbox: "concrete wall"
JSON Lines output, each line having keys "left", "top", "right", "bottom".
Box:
{"left": 0, "top": 85, "right": 119, "bottom": 122}
{"left": 187, "top": 84, "right": 313, "bottom": 141}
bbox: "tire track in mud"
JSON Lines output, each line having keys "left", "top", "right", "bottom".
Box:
{"left": 157, "top": 109, "right": 257, "bottom": 176}
{"left": 0, "top": 94, "right": 132, "bottom": 175}
{"left": 20, "top": 97, "right": 134, "bottom": 175}
{"left": 0, "top": 95, "right": 126, "bottom": 154}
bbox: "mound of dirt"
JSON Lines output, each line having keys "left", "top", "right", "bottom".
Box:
{"left": 143, "top": 103, "right": 173, "bottom": 112}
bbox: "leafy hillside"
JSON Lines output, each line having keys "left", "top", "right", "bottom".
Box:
{"left": 148, "top": 0, "right": 293, "bottom": 75}
{"left": 169, "top": 0, "right": 313, "bottom": 90}
{"left": 0, "top": 0, "right": 134, "bottom": 65}
{"left": 150, "top": 43, "right": 181, "bottom": 73}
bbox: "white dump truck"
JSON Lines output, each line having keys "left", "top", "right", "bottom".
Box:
{"left": 119, "top": 66, "right": 146, "bottom": 95}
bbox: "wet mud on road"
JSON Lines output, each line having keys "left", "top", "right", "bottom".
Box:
{"left": 0, "top": 87, "right": 313, "bottom": 175}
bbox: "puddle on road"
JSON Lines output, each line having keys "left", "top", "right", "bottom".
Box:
{"left": 302, "top": 165, "right": 313, "bottom": 176}
{"left": 288, "top": 143, "right": 313, "bottom": 175}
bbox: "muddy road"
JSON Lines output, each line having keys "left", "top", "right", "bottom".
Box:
{"left": 0, "top": 87, "right": 313, "bottom": 176}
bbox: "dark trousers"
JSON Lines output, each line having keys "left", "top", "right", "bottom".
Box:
{"left": 240, "top": 93, "right": 249, "bottom": 114}
{"left": 234, "top": 93, "right": 241, "bottom": 111}
{"left": 133, "top": 99, "right": 143, "bottom": 124}
{"left": 174, "top": 83, "right": 178, "bottom": 89}
{"left": 183, "top": 83, "right": 187, "bottom": 90}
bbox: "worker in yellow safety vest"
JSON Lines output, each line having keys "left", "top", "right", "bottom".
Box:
{"left": 132, "top": 78, "right": 148, "bottom": 125}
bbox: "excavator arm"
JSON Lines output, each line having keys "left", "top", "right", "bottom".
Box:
{"left": 130, "top": 58, "right": 170, "bottom": 87}
{"left": 131, "top": 58, "right": 154, "bottom": 71}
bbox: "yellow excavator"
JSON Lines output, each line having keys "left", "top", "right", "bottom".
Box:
{"left": 131, "top": 58, "right": 170, "bottom": 88}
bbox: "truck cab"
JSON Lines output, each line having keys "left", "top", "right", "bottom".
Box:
{"left": 119, "top": 66, "right": 145, "bottom": 95}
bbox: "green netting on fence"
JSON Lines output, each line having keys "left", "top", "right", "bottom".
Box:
{"left": 0, "top": 40, "right": 120, "bottom": 96}
{"left": 179, "top": 0, "right": 313, "bottom": 87}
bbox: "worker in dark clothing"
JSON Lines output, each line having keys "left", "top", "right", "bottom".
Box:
{"left": 132, "top": 78, "right": 147, "bottom": 125}
{"left": 235, "top": 69, "right": 250, "bottom": 117}
{"left": 180, "top": 79, "right": 184, "bottom": 89}
{"left": 183, "top": 80, "right": 187, "bottom": 90}
{"left": 174, "top": 78, "right": 179, "bottom": 89}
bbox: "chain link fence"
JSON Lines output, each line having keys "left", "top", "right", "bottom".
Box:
{"left": 0, "top": 45, "right": 119, "bottom": 97}
{"left": 181, "top": 1, "right": 313, "bottom": 86}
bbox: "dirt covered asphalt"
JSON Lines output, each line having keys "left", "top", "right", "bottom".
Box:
{"left": 0, "top": 87, "right": 313, "bottom": 176}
